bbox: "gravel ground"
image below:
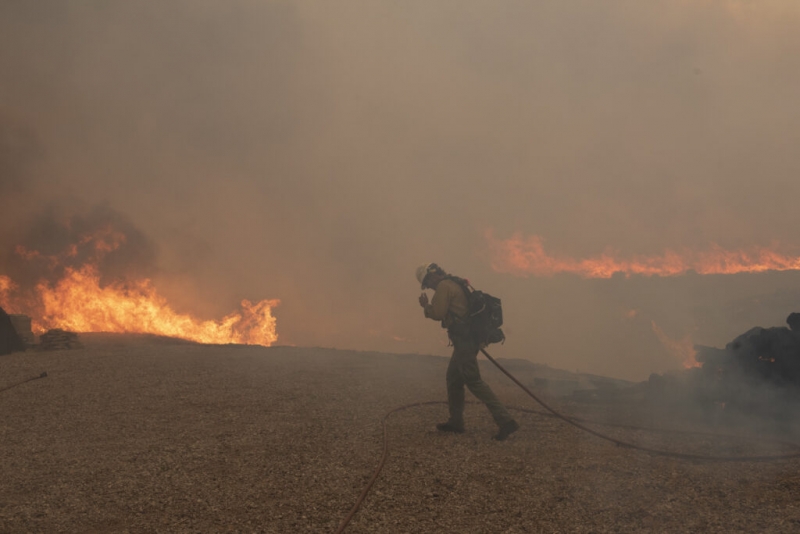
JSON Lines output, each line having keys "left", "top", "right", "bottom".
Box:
{"left": 1, "top": 334, "right": 800, "bottom": 533}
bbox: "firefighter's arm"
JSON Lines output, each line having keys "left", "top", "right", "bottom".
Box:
{"left": 423, "top": 286, "right": 450, "bottom": 321}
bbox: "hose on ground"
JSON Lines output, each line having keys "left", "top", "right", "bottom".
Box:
{"left": 479, "top": 348, "right": 800, "bottom": 462}
{"left": 334, "top": 348, "right": 800, "bottom": 533}
{"left": 0, "top": 371, "right": 47, "bottom": 394}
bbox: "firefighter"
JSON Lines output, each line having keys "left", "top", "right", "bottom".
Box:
{"left": 416, "top": 263, "right": 519, "bottom": 441}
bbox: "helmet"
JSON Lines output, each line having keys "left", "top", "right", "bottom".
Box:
{"left": 416, "top": 264, "right": 432, "bottom": 285}
{"left": 415, "top": 263, "right": 442, "bottom": 289}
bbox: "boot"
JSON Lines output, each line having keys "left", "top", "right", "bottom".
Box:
{"left": 492, "top": 419, "right": 519, "bottom": 441}
{"left": 436, "top": 421, "right": 465, "bottom": 434}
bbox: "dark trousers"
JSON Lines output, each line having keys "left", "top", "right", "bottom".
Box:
{"left": 446, "top": 331, "right": 513, "bottom": 427}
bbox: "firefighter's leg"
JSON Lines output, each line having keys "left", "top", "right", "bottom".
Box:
{"left": 445, "top": 350, "right": 467, "bottom": 427}
{"left": 454, "top": 341, "right": 514, "bottom": 426}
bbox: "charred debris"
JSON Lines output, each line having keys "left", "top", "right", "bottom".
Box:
{"left": 0, "top": 307, "right": 82, "bottom": 355}
{"left": 649, "top": 313, "right": 800, "bottom": 420}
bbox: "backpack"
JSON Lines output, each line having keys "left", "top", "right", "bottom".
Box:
{"left": 446, "top": 276, "right": 506, "bottom": 345}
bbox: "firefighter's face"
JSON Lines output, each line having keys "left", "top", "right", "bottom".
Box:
{"left": 424, "top": 272, "right": 444, "bottom": 289}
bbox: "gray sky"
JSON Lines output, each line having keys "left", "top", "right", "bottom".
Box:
{"left": 2, "top": 1, "right": 800, "bottom": 379}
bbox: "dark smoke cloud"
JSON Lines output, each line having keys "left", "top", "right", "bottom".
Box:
{"left": 1, "top": 205, "right": 158, "bottom": 293}
{"left": 0, "top": 114, "right": 155, "bottom": 297}
{"left": 0, "top": 115, "right": 40, "bottom": 195}
{"left": 1, "top": 1, "right": 799, "bottom": 379}
{"left": 0, "top": 114, "right": 44, "bottom": 257}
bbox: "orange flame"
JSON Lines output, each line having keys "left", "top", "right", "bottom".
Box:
{"left": 0, "top": 275, "right": 15, "bottom": 302}
{"left": 487, "top": 232, "right": 800, "bottom": 278}
{"left": 651, "top": 321, "right": 701, "bottom": 369}
{"left": 33, "top": 264, "right": 279, "bottom": 345}
{"left": 1, "top": 230, "right": 279, "bottom": 346}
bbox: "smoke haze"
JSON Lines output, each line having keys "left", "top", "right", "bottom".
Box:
{"left": 2, "top": 1, "right": 800, "bottom": 379}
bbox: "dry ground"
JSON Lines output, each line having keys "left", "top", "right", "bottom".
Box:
{"left": 1, "top": 334, "right": 800, "bottom": 533}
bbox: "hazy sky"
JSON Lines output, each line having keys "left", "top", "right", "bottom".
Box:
{"left": 2, "top": 1, "right": 800, "bottom": 380}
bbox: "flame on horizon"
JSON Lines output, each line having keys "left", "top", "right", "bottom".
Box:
{"left": 487, "top": 232, "right": 800, "bottom": 278}
{"left": 0, "top": 228, "right": 279, "bottom": 346}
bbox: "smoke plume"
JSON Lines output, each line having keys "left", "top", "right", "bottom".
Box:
{"left": 2, "top": 1, "right": 799, "bottom": 379}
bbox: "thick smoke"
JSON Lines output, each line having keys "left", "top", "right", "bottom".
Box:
{"left": 0, "top": 111, "right": 157, "bottom": 301}
{"left": 1, "top": 1, "right": 799, "bottom": 379}
{"left": 1, "top": 205, "right": 158, "bottom": 293}
{"left": 0, "top": 115, "right": 40, "bottom": 195}
{"left": 0, "top": 115, "right": 41, "bottom": 238}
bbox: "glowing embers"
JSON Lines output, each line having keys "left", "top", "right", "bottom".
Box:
{"left": 487, "top": 232, "right": 800, "bottom": 278}
{"left": 1, "top": 228, "right": 279, "bottom": 346}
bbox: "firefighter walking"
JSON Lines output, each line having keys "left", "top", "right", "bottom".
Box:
{"left": 416, "top": 263, "right": 519, "bottom": 441}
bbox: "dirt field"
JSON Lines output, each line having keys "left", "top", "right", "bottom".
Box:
{"left": 1, "top": 334, "right": 800, "bottom": 533}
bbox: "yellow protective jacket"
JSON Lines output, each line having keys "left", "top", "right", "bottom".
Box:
{"left": 423, "top": 278, "right": 469, "bottom": 329}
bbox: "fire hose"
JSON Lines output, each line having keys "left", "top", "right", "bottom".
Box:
{"left": 333, "top": 348, "right": 800, "bottom": 533}
{"left": 3, "top": 362, "right": 798, "bottom": 531}
{"left": 0, "top": 371, "right": 47, "bottom": 394}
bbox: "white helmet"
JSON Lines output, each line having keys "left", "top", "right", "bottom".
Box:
{"left": 416, "top": 264, "right": 432, "bottom": 285}
{"left": 415, "top": 263, "right": 442, "bottom": 288}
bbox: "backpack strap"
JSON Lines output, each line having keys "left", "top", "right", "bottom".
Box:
{"left": 443, "top": 275, "right": 473, "bottom": 328}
